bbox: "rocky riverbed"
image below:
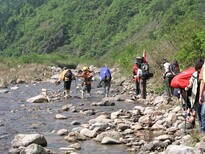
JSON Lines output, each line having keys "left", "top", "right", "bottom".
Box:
{"left": 0, "top": 65, "right": 205, "bottom": 154}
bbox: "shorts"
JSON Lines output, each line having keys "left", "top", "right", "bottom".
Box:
{"left": 64, "top": 81, "right": 71, "bottom": 90}
{"left": 82, "top": 84, "right": 91, "bottom": 93}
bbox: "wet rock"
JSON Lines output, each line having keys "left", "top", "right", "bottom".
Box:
{"left": 69, "top": 143, "right": 81, "bottom": 150}
{"left": 8, "top": 148, "right": 20, "bottom": 154}
{"left": 117, "top": 123, "right": 130, "bottom": 131}
{"left": 101, "top": 137, "right": 120, "bottom": 144}
{"left": 95, "top": 131, "right": 122, "bottom": 142}
{"left": 64, "top": 132, "right": 87, "bottom": 142}
{"left": 16, "top": 79, "right": 25, "bottom": 84}
{"left": 11, "top": 86, "right": 19, "bottom": 90}
{"left": 80, "top": 127, "right": 100, "bottom": 138}
{"left": 27, "top": 95, "right": 50, "bottom": 103}
{"left": 138, "top": 115, "right": 152, "bottom": 125}
{"left": 20, "top": 143, "right": 47, "bottom": 154}
{"left": 11, "top": 134, "right": 47, "bottom": 148}
{"left": 71, "top": 121, "right": 81, "bottom": 125}
{"left": 162, "top": 145, "right": 202, "bottom": 154}
{"left": 0, "top": 89, "right": 9, "bottom": 93}
{"left": 91, "top": 100, "right": 115, "bottom": 106}
{"left": 57, "top": 129, "right": 69, "bottom": 136}
{"left": 55, "top": 114, "right": 68, "bottom": 119}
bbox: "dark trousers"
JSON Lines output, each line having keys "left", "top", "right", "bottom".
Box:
{"left": 135, "top": 81, "right": 140, "bottom": 95}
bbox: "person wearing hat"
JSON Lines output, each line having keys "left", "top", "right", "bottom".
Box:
{"left": 76, "top": 66, "right": 93, "bottom": 98}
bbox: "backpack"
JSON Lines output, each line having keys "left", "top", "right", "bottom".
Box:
{"left": 140, "top": 63, "right": 150, "bottom": 80}
{"left": 170, "top": 61, "right": 180, "bottom": 76}
{"left": 60, "top": 69, "right": 72, "bottom": 81}
{"left": 100, "top": 67, "right": 111, "bottom": 81}
{"left": 170, "top": 67, "right": 195, "bottom": 89}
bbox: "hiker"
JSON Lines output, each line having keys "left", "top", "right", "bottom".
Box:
{"left": 185, "top": 58, "right": 204, "bottom": 128}
{"left": 76, "top": 66, "right": 93, "bottom": 98}
{"left": 163, "top": 59, "right": 174, "bottom": 97}
{"left": 132, "top": 57, "right": 142, "bottom": 96}
{"left": 170, "top": 60, "right": 180, "bottom": 76}
{"left": 199, "top": 62, "right": 205, "bottom": 132}
{"left": 98, "top": 65, "right": 112, "bottom": 97}
{"left": 56, "top": 67, "right": 74, "bottom": 98}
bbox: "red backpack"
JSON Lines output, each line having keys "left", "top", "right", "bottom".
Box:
{"left": 170, "top": 67, "right": 195, "bottom": 89}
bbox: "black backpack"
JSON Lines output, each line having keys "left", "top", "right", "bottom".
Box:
{"left": 170, "top": 61, "right": 180, "bottom": 76}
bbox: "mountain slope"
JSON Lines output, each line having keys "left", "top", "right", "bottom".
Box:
{"left": 0, "top": 0, "right": 204, "bottom": 68}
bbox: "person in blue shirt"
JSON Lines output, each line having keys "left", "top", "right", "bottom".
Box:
{"left": 98, "top": 65, "right": 112, "bottom": 97}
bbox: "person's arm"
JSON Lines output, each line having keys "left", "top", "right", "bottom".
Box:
{"left": 185, "top": 75, "right": 194, "bottom": 91}
{"left": 199, "top": 80, "right": 205, "bottom": 104}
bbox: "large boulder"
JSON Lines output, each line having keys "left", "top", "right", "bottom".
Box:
{"left": 11, "top": 134, "right": 47, "bottom": 148}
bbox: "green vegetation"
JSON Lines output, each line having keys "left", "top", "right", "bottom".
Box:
{"left": 0, "top": 0, "right": 205, "bottom": 77}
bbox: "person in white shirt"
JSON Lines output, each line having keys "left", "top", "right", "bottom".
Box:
{"left": 163, "top": 59, "right": 174, "bottom": 97}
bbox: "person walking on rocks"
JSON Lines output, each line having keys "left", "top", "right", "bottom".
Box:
{"left": 76, "top": 66, "right": 93, "bottom": 98}
{"left": 98, "top": 65, "right": 112, "bottom": 97}
{"left": 185, "top": 58, "right": 204, "bottom": 128}
{"left": 132, "top": 57, "right": 142, "bottom": 96}
{"left": 199, "top": 61, "right": 205, "bottom": 132}
{"left": 163, "top": 59, "right": 174, "bottom": 98}
{"left": 56, "top": 67, "right": 74, "bottom": 98}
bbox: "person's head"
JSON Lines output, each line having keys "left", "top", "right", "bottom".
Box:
{"left": 135, "top": 57, "right": 142, "bottom": 65}
{"left": 83, "top": 66, "right": 88, "bottom": 72}
{"left": 173, "top": 60, "right": 178, "bottom": 65}
{"left": 194, "top": 58, "right": 204, "bottom": 72}
{"left": 78, "top": 69, "right": 83, "bottom": 74}
{"left": 163, "top": 59, "right": 168, "bottom": 64}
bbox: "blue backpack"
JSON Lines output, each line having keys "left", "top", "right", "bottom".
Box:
{"left": 100, "top": 67, "right": 111, "bottom": 81}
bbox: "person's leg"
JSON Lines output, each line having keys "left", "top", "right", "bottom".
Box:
{"left": 136, "top": 81, "right": 140, "bottom": 95}
{"left": 195, "top": 101, "right": 202, "bottom": 130}
{"left": 165, "top": 77, "right": 172, "bottom": 97}
{"left": 106, "top": 79, "right": 111, "bottom": 97}
{"left": 87, "top": 84, "right": 92, "bottom": 96}
{"left": 103, "top": 81, "right": 106, "bottom": 96}
{"left": 82, "top": 85, "right": 86, "bottom": 99}
{"left": 64, "top": 81, "right": 70, "bottom": 98}
{"left": 104, "top": 80, "right": 111, "bottom": 97}
{"left": 200, "top": 95, "right": 205, "bottom": 132}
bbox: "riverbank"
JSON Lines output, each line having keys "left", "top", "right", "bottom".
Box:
{"left": 1, "top": 64, "right": 205, "bottom": 154}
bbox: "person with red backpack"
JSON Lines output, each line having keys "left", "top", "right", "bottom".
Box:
{"left": 132, "top": 57, "right": 142, "bottom": 96}
{"left": 184, "top": 59, "right": 204, "bottom": 128}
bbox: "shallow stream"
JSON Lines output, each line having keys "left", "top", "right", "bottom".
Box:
{"left": 0, "top": 80, "right": 137, "bottom": 154}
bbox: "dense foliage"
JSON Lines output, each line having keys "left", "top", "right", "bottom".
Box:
{"left": 0, "top": 0, "right": 204, "bottom": 70}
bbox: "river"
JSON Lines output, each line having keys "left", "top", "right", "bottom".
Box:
{"left": 0, "top": 79, "right": 137, "bottom": 154}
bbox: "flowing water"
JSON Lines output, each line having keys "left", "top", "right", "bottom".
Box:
{"left": 0, "top": 80, "right": 137, "bottom": 154}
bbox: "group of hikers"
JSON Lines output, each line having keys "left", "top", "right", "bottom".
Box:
{"left": 55, "top": 65, "right": 112, "bottom": 99}
{"left": 162, "top": 58, "right": 205, "bottom": 132}
{"left": 55, "top": 54, "right": 205, "bottom": 133}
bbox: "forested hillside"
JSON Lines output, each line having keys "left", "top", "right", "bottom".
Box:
{"left": 0, "top": 0, "right": 205, "bottom": 71}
